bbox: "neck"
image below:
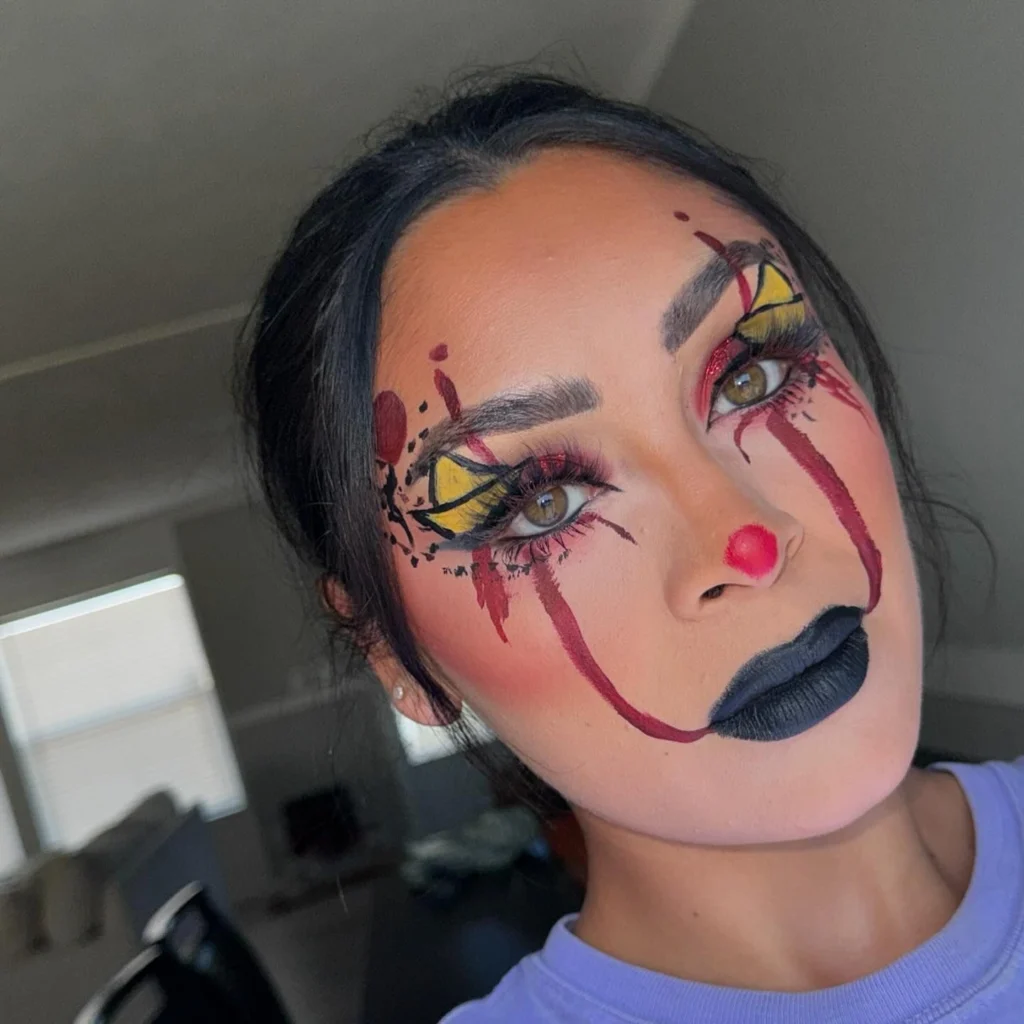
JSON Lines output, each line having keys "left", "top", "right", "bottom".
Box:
{"left": 572, "top": 765, "right": 974, "bottom": 993}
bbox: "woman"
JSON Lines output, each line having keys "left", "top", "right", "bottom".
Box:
{"left": 240, "top": 74, "right": 1022, "bottom": 1021}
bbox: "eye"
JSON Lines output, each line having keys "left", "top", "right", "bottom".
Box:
{"left": 711, "top": 358, "right": 789, "bottom": 417}
{"left": 503, "top": 483, "right": 590, "bottom": 539}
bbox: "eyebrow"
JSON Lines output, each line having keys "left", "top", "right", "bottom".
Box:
{"left": 409, "top": 376, "right": 600, "bottom": 480}
{"left": 661, "top": 239, "right": 770, "bottom": 354}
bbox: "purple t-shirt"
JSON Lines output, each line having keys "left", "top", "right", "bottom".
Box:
{"left": 442, "top": 757, "right": 1024, "bottom": 1023}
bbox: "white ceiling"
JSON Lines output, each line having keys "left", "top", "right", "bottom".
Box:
{"left": 0, "top": 0, "right": 695, "bottom": 557}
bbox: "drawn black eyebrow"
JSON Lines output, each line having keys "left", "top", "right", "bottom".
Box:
{"left": 661, "top": 240, "right": 770, "bottom": 354}
{"left": 408, "top": 376, "right": 600, "bottom": 481}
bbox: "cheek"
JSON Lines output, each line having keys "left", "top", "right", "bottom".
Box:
{"left": 395, "top": 530, "right": 648, "bottom": 725}
{"left": 396, "top": 554, "right": 571, "bottom": 709}
{"left": 804, "top": 379, "right": 906, "bottom": 540}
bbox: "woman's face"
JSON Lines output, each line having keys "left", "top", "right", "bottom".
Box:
{"left": 373, "top": 149, "right": 922, "bottom": 845}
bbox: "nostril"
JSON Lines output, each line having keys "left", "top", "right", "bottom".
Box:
{"left": 702, "top": 584, "right": 726, "bottom": 601}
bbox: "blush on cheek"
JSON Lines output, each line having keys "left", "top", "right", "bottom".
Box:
{"left": 409, "top": 588, "right": 561, "bottom": 709}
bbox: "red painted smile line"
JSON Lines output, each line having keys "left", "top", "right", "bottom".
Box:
{"left": 533, "top": 558, "right": 712, "bottom": 743}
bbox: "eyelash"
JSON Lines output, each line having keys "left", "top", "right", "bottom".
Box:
{"left": 706, "top": 319, "right": 825, "bottom": 427}
{"left": 444, "top": 444, "right": 613, "bottom": 553}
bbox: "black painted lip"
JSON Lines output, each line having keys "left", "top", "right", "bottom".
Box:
{"left": 709, "top": 605, "right": 864, "bottom": 724}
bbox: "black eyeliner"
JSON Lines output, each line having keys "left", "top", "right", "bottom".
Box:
{"left": 436, "top": 448, "right": 612, "bottom": 551}
{"left": 705, "top": 317, "right": 825, "bottom": 426}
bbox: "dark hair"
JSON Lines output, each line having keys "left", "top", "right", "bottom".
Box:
{"left": 239, "top": 71, "right": 985, "bottom": 793}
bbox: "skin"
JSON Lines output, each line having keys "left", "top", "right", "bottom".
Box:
{"left": 367, "top": 149, "right": 975, "bottom": 992}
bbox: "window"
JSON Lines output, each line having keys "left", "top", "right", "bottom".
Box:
{"left": 0, "top": 772, "right": 24, "bottom": 875}
{"left": 0, "top": 575, "right": 244, "bottom": 850}
{"left": 392, "top": 704, "right": 494, "bottom": 766}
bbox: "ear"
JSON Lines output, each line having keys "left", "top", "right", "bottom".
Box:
{"left": 320, "top": 575, "right": 461, "bottom": 728}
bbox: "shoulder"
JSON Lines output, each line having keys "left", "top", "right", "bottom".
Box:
{"left": 437, "top": 956, "right": 544, "bottom": 1024}
{"left": 985, "top": 754, "right": 1024, "bottom": 805}
{"left": 437, "top": 947, "right": 594, "bottom": 1024}
{"left": 928, "top": 754, "right": 1024, "bottom": 834}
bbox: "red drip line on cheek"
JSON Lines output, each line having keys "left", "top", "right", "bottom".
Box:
{"left": 734, "top": 407, "right": 882, "bottom": 613}
{"left": 531, "top": 560, "right": 710, "bottom": 743}
{"left": 694, "top": 230, "right": 753, "bottom": 313}
{"left": 811, "top": 357, "right": 871, "bottom": 424}
{"left": 764, "top": 410, "right": 882, "bottom": 612}
{"left": 471, "top": 546, "right": 509, "bottom": 642}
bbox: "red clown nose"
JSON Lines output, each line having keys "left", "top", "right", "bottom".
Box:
{"left": 724, "top": 524, "right": 779, "bottom": 580}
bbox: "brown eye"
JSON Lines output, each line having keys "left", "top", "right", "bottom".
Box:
{"left": 522, "top": 486, "right": 568, "bottom": 528}
{"left": 712, "top": 358, "right": 788, "bottom": 417}
{"left": 722, "top": 363, "right": 767, "bottom": 406}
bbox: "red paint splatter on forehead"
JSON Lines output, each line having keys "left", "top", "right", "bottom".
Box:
{"left": 433, "top": 369, "right": 461, "bottom": 419}
{"left": 429, "top": 344, "right": 449, "bottom": 361}
{"left": 694, "top": 229, "right": 753, "bottom": 313}
{"left": 433, "top": 367, "right": 499, "bottom": 465}
{"left": 373, "top": 391, "right": 407, "bottom": 465}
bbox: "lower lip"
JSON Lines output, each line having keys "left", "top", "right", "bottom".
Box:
{"left": 710, "top": 626, "right": 869, "bottom": 742}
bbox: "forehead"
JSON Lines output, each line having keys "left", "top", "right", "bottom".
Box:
{"left": 377, "top": 149, "right": 761, "bottom": 397}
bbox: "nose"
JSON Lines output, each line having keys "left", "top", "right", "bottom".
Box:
{"left": 663, "top": 474, "right": 804, "bottom": 621}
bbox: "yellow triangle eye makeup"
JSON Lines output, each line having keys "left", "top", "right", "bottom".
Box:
{"left": 696, "top": 258, "right": 825, "bottom": 427}
{"left": 410, "top": 452, "right": 514, "bottom": 539}
{"left": 733, "top": 262, "right": 808, "bottom": 345}
{"left": 409, "top": 447, "right": 614, "bottom": 551}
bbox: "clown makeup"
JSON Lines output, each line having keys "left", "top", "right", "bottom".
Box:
{"left": 374, "top": 149, "right": 922, "bottom": 846}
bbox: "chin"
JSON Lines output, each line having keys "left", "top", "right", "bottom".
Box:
{"left": 760, "top": 666, "right": 924, "bottom": 844}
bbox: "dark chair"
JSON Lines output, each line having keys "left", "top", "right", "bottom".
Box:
{"left": 144, "top": 882, "right": 293, "bottom": 1024}
{"left": 74, "top": 946, "right": 235, "bottom": 1024}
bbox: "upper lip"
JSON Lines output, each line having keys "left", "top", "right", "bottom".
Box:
{"left": 709, "top": 605, "right": 863, "bottom": 723}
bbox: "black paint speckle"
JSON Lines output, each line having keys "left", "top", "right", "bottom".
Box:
{"left": 419, "top": 401, "right": 428, "bottom": 413}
